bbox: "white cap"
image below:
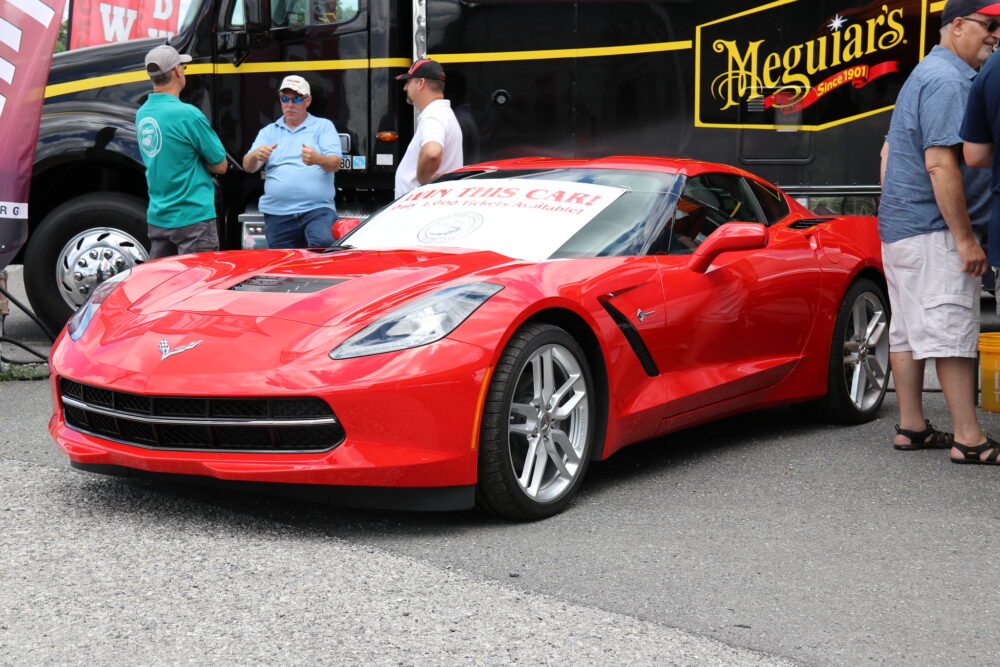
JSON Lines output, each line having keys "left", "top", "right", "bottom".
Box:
{"left": 278, "top": 75, "right": 310, "bottom": 97}
{"left": 145, "top": 44, "right": 191, "bottom": 77}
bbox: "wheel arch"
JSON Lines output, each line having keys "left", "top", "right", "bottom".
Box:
{"left": 850, "top": 265, "right": 888, "bottom": 301}
{"left": 519, "top": 307, "right": 610, "bottom": 461}
{"left": 19, "top": 117, "right": 147, "bottom": 265}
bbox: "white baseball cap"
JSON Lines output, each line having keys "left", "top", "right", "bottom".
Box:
{"left": 278, "top": 75, "right": 311, "bottom": 97}
{"left": 145, "top": 45, "right": 191, "bottom": 77}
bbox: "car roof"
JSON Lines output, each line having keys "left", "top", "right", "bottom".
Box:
{"left": 454, "top": 155, "right": 754, "bottom": 180}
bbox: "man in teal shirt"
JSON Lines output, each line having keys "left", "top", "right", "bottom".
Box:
{"left": 136, "top": 44, "right": 228, "bottom": 259}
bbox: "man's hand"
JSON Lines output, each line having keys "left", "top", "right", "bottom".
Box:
{"left": 301, "top": 145, "right": 340, "bottom": 172}
{"left": 925, "top": 145, "right": 987, "bottom": 276}
{"left": 243, "top": 143, "right": 276, "bottom": 173}
{"left": 957, "top": 237, "right": 989, "bottom": 277}
{"left": 301, "top": 144, "right": 321, "bottom": 166}
{"left": 255, "top": 143, "right": 277, "bottom": 163}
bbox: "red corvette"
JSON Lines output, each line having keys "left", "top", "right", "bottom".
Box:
{"left": 48, "top": 157, "right": 889, "bottom": 520}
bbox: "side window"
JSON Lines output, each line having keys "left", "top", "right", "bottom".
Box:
{"left": 663, "top": 173, "right": 761, "bottom": 254}
{"left": 272, "top": 0, "right": 359, "bottom": 27}
{"left": 746, "top": 178, "right": 789, "bottom": 225}
{"left": 229, "top": 0, "right": 245, "bottom": 27}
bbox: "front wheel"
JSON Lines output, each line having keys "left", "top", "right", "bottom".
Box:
{"left": 806, "top": 277, "right": 890, "bottom": 424}
{"left": 476, "top": 323, "right": 596, "bottom": 520}
{"left": 23, "top": 193, "right": 149, "bottom": 335}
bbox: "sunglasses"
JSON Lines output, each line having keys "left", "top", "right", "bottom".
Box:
{"left": 962, "top": 15, "right": 1000, "bottom": 32}
{"left": 279, "top": 95, "right": 305, "bottom": 104}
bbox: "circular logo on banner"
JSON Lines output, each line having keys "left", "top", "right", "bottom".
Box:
{"left": 137, "top": 117, "right": 163, "bottom": 158}
{"left": 417, "top": 212, "right": 485, "bottom": 244}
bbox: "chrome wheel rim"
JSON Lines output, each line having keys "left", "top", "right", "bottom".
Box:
{"left": 56, "top": 228, "right": 148, "bottom": 309}
{"left": 842, "top": 291, "right": 889, "bottom": 412}
{"left": 507, "top": 343, "right": 590, "bottom": 503}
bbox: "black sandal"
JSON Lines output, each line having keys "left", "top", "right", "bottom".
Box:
{"left": 951, "top": 437, "right": 1000, "bottom": 465}
{"left": 894, "top": 420, "right": 953, "bottom": 450}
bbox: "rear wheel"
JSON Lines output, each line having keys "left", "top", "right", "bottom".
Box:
{"left": 806, "top": 278, "right": 890, "bottom": 423}
{"left": 24, "top": 193, "right": 148, "bottom": 334}
{"left": 476, "top": 323, "right": 596, "bottom": 520}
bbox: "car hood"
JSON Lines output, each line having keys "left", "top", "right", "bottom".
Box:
{"left": 127, "top": 246, "right": 523, "bottom": 328}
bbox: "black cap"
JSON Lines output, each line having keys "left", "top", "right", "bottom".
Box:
{"left": 942, "top": 0, "right": 1000, "bottom": 25}
{"left": 396, "top": 59, "right": 446, "bottom": 82}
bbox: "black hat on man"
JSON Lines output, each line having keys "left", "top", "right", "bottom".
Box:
{"left": 942, "top": 0, "right": 1000, "bottom": 25}
{"left": 396, "top": 58, "right": 446, "bottom": 81}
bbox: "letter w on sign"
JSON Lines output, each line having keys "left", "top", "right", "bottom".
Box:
{"left": 0, "top": 0, "right": 67, "bottom": 273}
{"left": 70, "top": 0, "right": 182, "bottom": 48}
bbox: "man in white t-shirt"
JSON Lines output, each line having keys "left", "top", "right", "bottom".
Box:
{"left": 394, "top": 59, "right": 464, "bottom": 198}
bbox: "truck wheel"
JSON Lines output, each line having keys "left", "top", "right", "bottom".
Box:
{"left": 24, "top": 193, "right": 148, "bottom": 334}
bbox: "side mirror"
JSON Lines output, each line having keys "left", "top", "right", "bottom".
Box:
{"left": 687, "top": 222, "right": 767, "bottom": 273}
{"left": 331, "top": 217, "right": 362, "bottom": 241}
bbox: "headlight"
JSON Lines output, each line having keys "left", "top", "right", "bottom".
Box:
{"left": 66, "top": 269, "right": 131, "bottom": 341}
{"left": 330, "top": 282, "right": 504, "bottom": 359}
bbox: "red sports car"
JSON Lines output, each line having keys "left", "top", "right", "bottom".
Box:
{"left": 48, "top": 157, "right": 889, "bottom": 520}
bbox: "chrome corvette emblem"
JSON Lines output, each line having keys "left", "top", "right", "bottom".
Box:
{"left": 636, "top": 308, "right": 656, "bottom": 322}
{"left": 158, "top": 338, "right": 203, "bottom": 360}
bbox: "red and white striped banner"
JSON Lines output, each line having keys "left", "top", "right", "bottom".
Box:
{"left": 69, "top": 0, "right": 181, "bottom": 49}
{"left": 0, "top": 0, "right": 68, "bottom": 271}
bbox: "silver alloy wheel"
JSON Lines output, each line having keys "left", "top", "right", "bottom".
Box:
{"left": 507, "top": 343, "right": 590, "bottom": 503}
{"left": 56, "top": 227, "right": 148, "bottom": 309}
{"left": 842, "top": 291, "right": 889, "bottom": 412}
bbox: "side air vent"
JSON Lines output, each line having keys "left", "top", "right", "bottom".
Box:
{"left": 230, "top": 275, "right": 346, "bottom": 293}
{"left": 788, "top": 218, "right": 834, "bottom": 230}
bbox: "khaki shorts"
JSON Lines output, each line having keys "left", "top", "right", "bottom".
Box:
{"left": 882, "top": 229, "right": 980, "bottom": 359}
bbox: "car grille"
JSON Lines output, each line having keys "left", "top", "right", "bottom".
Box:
{"left": 59, "top": 378, "right": 344, "bottom": 453}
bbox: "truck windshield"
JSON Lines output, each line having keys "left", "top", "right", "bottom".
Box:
{"left": 179, "top": 0, "right": 202, "bottom": 32}
{"left": 345, "top": 169, "right": 682, "bottom": 261}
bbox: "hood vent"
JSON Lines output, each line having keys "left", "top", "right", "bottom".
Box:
{"left": 788, "top": 217, "right": 834, "bottom": 230}
{"left": 230, "top": 275, "right": 347, "bottom": 293}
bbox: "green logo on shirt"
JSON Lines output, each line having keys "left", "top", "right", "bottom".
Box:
{"left": 138, "top": 117, "right": 162, "bottom": 158}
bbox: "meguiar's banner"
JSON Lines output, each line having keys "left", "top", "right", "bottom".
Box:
{"left": 696, "top": 0, "right": 926, "bottom": 131}
{"left": 0, "top": 0, "right": 68, "bottom": 272}
{"left": 69, "top": 0, "right": 181, "bottom": 49}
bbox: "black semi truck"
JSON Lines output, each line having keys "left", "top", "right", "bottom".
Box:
{"left": 22, "top": 0, "right": 934, "bottom": 332}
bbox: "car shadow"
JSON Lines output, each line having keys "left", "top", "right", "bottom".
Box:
{"left": 56, "top": 404, "right": 827, "bottom": 537}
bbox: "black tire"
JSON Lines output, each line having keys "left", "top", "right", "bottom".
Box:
{"left": 803, "top": 277, "right": 890, "bottom": 424}
{"left": 24, "top": 193, "right": 148, "bottom": 334}
{"left": 476, "top": 323, "right": 596, "bottom": 520}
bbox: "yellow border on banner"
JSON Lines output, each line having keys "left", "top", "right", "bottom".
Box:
{"left": 430, "top": 40, "right": 693, "bottom": 64}
{"left": 694, "top": 0, "right": 932, "bottom": 132}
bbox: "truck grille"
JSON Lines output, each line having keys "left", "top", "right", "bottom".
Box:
{"left": 59, "top": 378, "right": 344, "bottom": 453}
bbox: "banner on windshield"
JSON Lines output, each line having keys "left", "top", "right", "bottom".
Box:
{"left": 0, "top": 0, "right": 68, "bottom": 273}
{"left": 69, "top": 0, "right": 181, "bottom": 49}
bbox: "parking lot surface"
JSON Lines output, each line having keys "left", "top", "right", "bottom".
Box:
{"left": 3, "top": 266, "right": 1000, "bottom": 665}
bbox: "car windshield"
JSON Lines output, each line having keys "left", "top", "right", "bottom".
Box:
{"left": 345, "top": 168, "right": 683, "bottom": 261}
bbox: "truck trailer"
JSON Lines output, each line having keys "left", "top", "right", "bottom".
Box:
{"left": 22, "top": 0, "right": 937, "bottom": 332}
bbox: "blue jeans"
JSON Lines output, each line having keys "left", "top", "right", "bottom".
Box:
{"left": 263, "top": 207, "right": 336, "bottom": 249}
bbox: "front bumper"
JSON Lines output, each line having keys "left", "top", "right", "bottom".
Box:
{"left": 69, "top": 461, "right": 475, "bottom": 511}
{"left": 49, "top": 334, "right": 494, "bottom": 506}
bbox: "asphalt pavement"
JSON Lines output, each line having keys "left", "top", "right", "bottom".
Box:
{"left": 3, "top": 265, "right": 1000, "bottom": 665}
